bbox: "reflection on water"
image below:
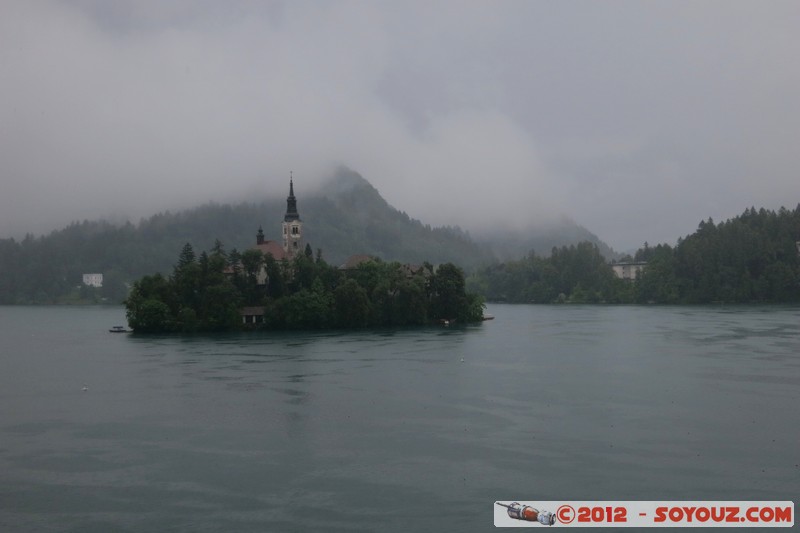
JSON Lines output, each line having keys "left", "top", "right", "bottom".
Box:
{"left": 0, "top": 304, "right": 798, "bottom": 532}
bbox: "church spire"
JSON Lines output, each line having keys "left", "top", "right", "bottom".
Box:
{"left": 282, "top": 172, "right": 303, "bottom": 258}
{"left": 284, "top": 172, "right": 300, "bottom": 222}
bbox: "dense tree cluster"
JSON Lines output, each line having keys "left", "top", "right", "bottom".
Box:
{"left": 0, "top": 179, "right": 492, "bottom": 304}
{"left": 125, "top": 241, "right": 485, "bottom": 332}
{"left": 640, "top": 206, "right": 800, "bottom": 303}
{"left": 0, "top": 221, "right": 136, "bottom": 304}
{"left": 5, "top": 199, "right": 798, "bottom": 307}
{"left": 470, "top": 206, "right": 800, "bottom": 304}
{"left": 469, "top": 242, "right": 630, "bottom": 304}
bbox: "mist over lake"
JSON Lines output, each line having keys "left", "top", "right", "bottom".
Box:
{"left": 1, "top": 304, "right": 797, "bottom": 531}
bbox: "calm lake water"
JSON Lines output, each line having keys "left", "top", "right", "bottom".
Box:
{"left": 0, "top": 304, "right": 798, "bottom": 532}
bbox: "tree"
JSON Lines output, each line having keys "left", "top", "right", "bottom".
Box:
{"left": 430, "top": 263, "right": 469, "bottom": 320}
{"left": 264, "top": 254, "right": 287, "bottom": 299}
{"left": 333, "top": 278, "right": 371, "bottom": 328}
{"left": 129, "top": 299, "right": 172, "bottom": 332}
{"left": 240, "top": 249, "right": 265, "bottom": 305}
{"left": 391, "top": 275, "right": 429, "bottom": 325}
{"left": 634, "top": 244, "right": 679, "bottom": 303}
{"left": 125, "top": 273, "right": 175, "bottom": 331}
{"left": 211, "top": 239, "right": 227, "bottom": 260}
{"left": 279, "top": 278, "right": 333, "bottom": 329}
{"left": 177, "top": 243, "right": 196, "bottom": 269}
{"left": 198, "top": 281, "right": 241, "bottom": 330}
{"left": 125, "top": 240, "right": 486, "bottom": 332}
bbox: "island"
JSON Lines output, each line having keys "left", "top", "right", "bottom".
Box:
{"left": 124, "top": 242, "right": 484, "bottom": 333}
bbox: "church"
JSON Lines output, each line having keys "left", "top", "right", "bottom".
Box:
{"left": 251, "top": 177, "right": 304, "bottom": 262}
{"left": 239, "top": 177, "right": 303, "bottom": 325}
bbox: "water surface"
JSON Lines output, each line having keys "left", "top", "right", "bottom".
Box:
{"left": 0, "top": 305, "right": 797, "bottom": 531}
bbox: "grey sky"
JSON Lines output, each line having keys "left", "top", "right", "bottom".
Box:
{"left": 2, "top": 1, "right": 798, "bottom": 251}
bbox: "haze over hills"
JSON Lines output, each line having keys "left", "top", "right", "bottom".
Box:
{"left": 3, "top": 2, "right": 799, "bottom": 278}
{"left": 476, "top": 218, "right": 617, "bottom": 262}
{"left": 309, "top": 168, "right": 618, "bottom": 264}
{"left": 0, "top": 167, "right": 617, "bottom": 304}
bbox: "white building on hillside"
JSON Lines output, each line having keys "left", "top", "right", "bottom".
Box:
{"left": 82, "top": 273, "right": 103, "bottom": 287}
{"left": 611, "top": 262, "right": 646, "bottom": 281}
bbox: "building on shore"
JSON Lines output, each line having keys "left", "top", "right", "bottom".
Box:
{"left": 82, "top": 273, "right": 103, "bottom": 288}
{"left": 611, "top": 261, "right": 647, "bottom": 281}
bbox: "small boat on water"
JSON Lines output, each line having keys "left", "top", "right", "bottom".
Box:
{"left": 482, "top": 314, "right": 495, "bottom": 321}
{"left": 109, "top": 326, "right": 129, "bottom": 333}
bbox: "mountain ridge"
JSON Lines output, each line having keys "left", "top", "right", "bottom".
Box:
{"left": 0, "top": 167, "right": 617, "bottom": 303}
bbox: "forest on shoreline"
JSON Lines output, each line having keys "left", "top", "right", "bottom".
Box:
{"left": 470, "top": 206, "right": 800, "bottom": 304}
{"left": 3, "top": 202, "right": 799, "bottom": 309}
{"left": 0, "top": 170, "right": 611, "bottom": 305}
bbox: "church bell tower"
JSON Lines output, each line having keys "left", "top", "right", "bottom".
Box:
{"left": 282, "top": 174, "right": 302, "bottom": 258}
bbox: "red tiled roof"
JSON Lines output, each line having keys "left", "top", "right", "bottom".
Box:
{"left": 255, "top": 240, "right": 287, "bottom": 260}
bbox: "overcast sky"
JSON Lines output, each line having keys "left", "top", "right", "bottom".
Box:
{"left": 2, "top": 1, "right": 799, "bottom": 251}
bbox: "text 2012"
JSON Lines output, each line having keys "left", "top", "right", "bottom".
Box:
{"left": 577, "top": 506, "right": 627, "bottom": 523}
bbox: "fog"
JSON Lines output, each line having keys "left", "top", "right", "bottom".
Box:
{"left": 2, "top": 1, "right": 799, "bottom": 251}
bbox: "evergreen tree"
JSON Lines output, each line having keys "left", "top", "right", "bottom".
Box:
{"left": 124, "top": 240, "right": 485, "bottom": 332}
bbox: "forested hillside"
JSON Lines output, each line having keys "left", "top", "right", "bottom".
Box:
{"left": 0, "top": 170, "right": 495, "bottom": 304}
{"left": 634, "top": 207, "right": 800, "bottom": 303}
{"left": 0, "top": 167, "right": 627, "bottom": 305}
{"left": 470, "top": 206, "right": 800, "bottom": 304}
{"left": 481, "top": 218, "right": 618, "bottom": 261}
{"left": 303, "top": 170, "right": 492, "bottom": 269}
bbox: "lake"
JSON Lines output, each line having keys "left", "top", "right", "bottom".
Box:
{"left": 0, "top": 304, "right": 797, "bottom": 531}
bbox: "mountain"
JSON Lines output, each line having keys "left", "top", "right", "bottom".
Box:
{"left": 303, "top": 168, "right": 494, "bottom": 268}
{"left": 476, "top": 218, "right": 618, "bottom": 262}
{"left": 312, "top": 168, "right": 618, "bottom": 262}
{"left": 0, "top": 167, "right": 616, "bottom": 304}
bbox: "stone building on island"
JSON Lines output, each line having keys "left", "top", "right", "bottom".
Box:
{"left": 281, "top": 177, "right": 303, "bottom": 258}
{"left": 251, "top": 177, "right": 303, "bottom": 262}
{"left": 239, "top": 177, "right": 303, "bottom": 325}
